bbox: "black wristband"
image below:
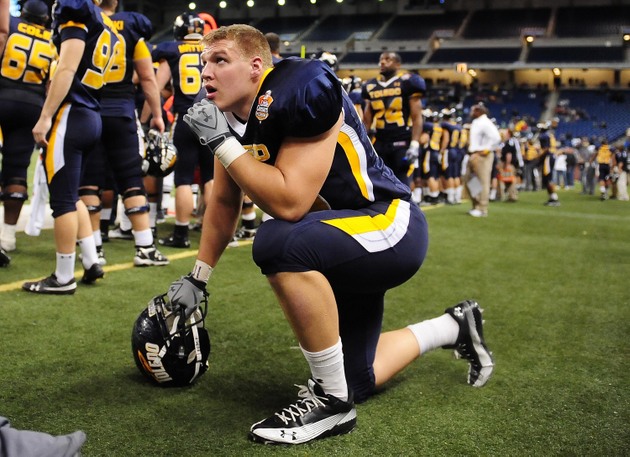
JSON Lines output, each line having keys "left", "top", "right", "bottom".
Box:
{"left": 185, "top": 274, "right": 207, "bottom": 291}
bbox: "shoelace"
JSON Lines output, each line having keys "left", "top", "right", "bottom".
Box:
{"left": 274, "top": 384, "right": 326, "bottom": 425}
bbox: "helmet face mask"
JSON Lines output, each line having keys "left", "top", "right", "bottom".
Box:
{"left": 173, "top": 12, "right": 205, "bottom": 40}
{"left": 132, "top": 294, "right": 210, "bottom": 387}
{"left": 143, "top": 129, "right": 177, "bottom": 177}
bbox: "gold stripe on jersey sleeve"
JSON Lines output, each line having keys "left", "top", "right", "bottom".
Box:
{"left": 134, "top": 39, "right": 151, "bottom": 60}
{"left": 338, "top": 124, "right": 375, "bottom": 201}
{"left": 59, "top": 21, "right": 88, "bottom": 33}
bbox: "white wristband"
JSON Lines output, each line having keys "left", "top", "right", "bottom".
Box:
{"left": 191, "top": 259, "right": 213, "bottom": 284}
{"left": 410, "top": 140, "right": 420, "bottom": 149}
{"left": 214, "top": 137, "right": 247, "bottom": 168}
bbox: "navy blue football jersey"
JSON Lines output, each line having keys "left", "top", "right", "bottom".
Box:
{"left": 422, "top": 121, "right": 446, "bottom": 153}
{"left": 362, "top": 71, "right": 426, "bottom": 143}
{"left": 441, "top": 121, "right": 462, "bottom": 151}
{"left": 615, "top": 149, "right": 628, "bottom": 172}
{"left": 224, "top": 57, "right": 410, "bottom": 209}
{"left": 151, "top": 39, "right": 205, "bottom": 115}
{"left": 101, "top": 10, "right": 153, "bottom": 117}
{"left": 0, "top": 16, "right": 57, "bottom": 106}
{"left": 52, "top": 0, "right": 120, "bottom": 110}
{"left": 538, "top": 131, "right": 557, "bottom": 155}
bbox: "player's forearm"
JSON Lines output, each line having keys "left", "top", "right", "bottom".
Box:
{"left": 40, "top": 66, "right": 75, "bottom": 118}
{"left": 136, "top": 59, "right": 163, "bottom": 120}
{"left": 0, "top": 33, "right": 7, "bottom": 55}
{"left": 0, "top": 0, "right": 8, "bottom": 54}
{"left": 196, "top": 167, "right": 242, "bottom": 267}
{"left": 226, "top": 155, "right": 314, "bottom": 221}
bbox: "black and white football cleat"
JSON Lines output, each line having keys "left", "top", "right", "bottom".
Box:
{"left": 249, "top": 379, "right": 356, "bottom": 445}
{"left": 444, "top": 300, "right": 495, "bottom": 387}
{"left": 22, "top": 274, "right": 76, "bottom": 295}
{"left": 0, "top": 248, "right": 10, "bottom": 267}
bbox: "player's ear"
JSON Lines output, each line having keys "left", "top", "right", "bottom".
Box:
{"left": 250, "top": 56, "right": 264, "bottom": 79}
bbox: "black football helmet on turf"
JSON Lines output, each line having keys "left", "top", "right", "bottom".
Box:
{"left": 131, "top": 293, "right": 210, "bottom": 387}
{"left": 173, "top": 12, "right": 205, "bottom": 40}
{"left": 143, "top": 129, "right": 177, "bottom": 177}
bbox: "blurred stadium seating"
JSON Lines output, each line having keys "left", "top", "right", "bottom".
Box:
{"left": 137, "top": 0, "right": 630, "bottom": 142}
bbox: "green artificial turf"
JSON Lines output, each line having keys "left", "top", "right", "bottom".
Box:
{"left": 1, "top": 188, "right": 628, "bottom": 456}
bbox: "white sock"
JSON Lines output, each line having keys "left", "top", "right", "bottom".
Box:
{"left": 2, "top": 222, "right": 16, "bottom": 240}
{"left": 120, "top": 212, "right": 132, "bottom": 231}
{"left": 93, "top": 230, "right": 102, "bottom": 246}
{"left": 0, "top": 223, "right": 17, "bottom": 250}
{"left": 101, "top": 208, "right": 112, "bottom": 223}
{"left": 455, "top": 185, "right": 463, "bottom": 202}
{"left": 242, "top": 211, "right": 256, "bottom": 223}
{"left": 301, "top": 338, "right": 348, "bottom": 401}
{"left": 133, "top": 228, "right": 153, "bottom": 247}
{"left": 446, "top": 188, "right": 455, "bottom": 203}
{"left": 407, "top": 313, "right": 460, "bottom": 355}
{"left": 149, "top": 202, "right": 158, "bottom": 227}
{"left": 412, "top": 187, "right": 422, "bottom": 204}
{"left": 55, "top": 252, "right": 76, "bottom": 284}
{"left": 77, "top": 235, "right": 98, "bottom": 269}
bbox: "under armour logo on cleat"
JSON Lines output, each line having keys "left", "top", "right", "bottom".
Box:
{"left": 280, "top": 430, "right": 298, "bottom": 440}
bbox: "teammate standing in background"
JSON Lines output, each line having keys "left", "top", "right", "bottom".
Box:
{"left": 0, "top": 0, "right": 56, "bottom": 262}
{"left": 79, "top": 0, "right": 169, "bottom": 267}
{"left": 362, "top": 52, "right": 425, "bottom": 185}
{"left": 23, "top": 0, "right": 119, "bottom": 294}
{"left": 439, "top": 108, "right": 462, "bottom": 205}
{"left": 264, "top": 31, "right": 282, "bottom": 64}
{"left": 595, "top": 138, "right": 613, "bottom": 201}
{"left": 498, "top": 128, "right": 522, "bottom": 202}
{"left": 153, "top": 12, "right": 212, "bottom": 249}
{"left": 418, "top": 110, "right": 449, "bottom": 205}
{"left": 538, "top": 122, "right": 560, "bottom": 206}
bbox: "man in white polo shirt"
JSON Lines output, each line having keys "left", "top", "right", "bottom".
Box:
{"left": 466, "top": 103, "right": 501, "bottom": 217}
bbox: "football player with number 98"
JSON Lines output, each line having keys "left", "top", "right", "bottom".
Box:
{"left": 78, "top": 0, "right": 169, "bottom": 268}
{"left": 23, "top": 0, "right": 120, "bottom": 294}
{"left": 169, "top": 24, "right": 494, "bottom": 445}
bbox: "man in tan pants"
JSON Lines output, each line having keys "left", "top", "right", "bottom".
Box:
{"left": 466, "top": 104, "right": 501, "bottom": 217}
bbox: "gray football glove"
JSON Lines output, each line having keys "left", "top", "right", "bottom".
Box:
{"left": 167, "top": 274, "right": 208, "bottom": 319}
{"left": 183, "top": 99, "right": 233, "bottom": 153}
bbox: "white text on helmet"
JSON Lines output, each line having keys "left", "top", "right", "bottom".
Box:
{"left": 144, "top": 342, "right": 173, "bottom": 383}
